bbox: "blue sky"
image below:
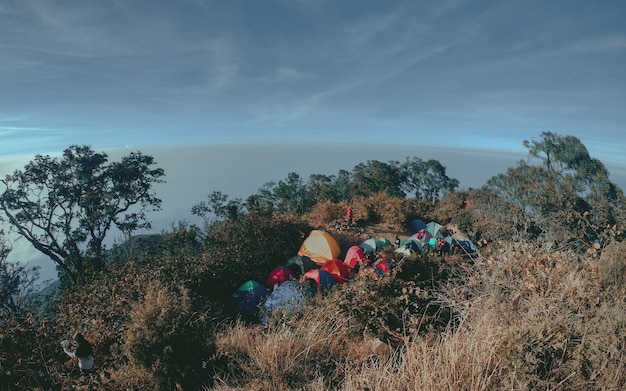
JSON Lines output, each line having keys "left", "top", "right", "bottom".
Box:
{"left": 1, "top": 0, "right": 625, "bottom": 163}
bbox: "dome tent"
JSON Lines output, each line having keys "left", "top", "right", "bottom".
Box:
{"left": 231, "top": 280, "right": 270, "bottom": 321}
{"left": 258, "top": 280, "right": 313, "bottom": 324}
{"left": 425, "top": 221, "right": 447, "bottom": 239}
{"left": 266, "top": 265, "right": 296, "bottom": 288}
{"left": 376, "top": 237, "right": 392, "bottom": 249}
{"left": 302, "top": 269, "right": 338, "bottom": 294}
{"left": 321, "top": 259, "right": 351, "bottom": 284}
{"left": 297, "top": 230, "right": 341, "bottom": 266}
{"left": 399, "top": 237, "right": 424, "bottom": 253}
{"left": 285, "top": 255, "right": 317, "bottom": 277}
{"left": 359, "top": 238, "right": 378, "bottom": 255}
{"left": 343, "top": 245, "right": 365, "bottom": 269}
{"left": 408, "top": 219, "right": 427, "bottom": 234}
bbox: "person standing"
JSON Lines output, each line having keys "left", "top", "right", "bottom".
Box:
{"left": 62, "top": 332, "right": 94, "bottom": 379}
{"left": 345, "top": 206, "right": 353, "bottom": 227}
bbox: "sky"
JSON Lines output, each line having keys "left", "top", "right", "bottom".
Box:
{"left": 1, "top": 1, "right": 626, "bottom": 280}
{"left": 1, "top": 0, "right": 625, "bottom": 163}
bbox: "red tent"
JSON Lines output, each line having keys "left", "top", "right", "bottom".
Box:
{"left": 321, "top": 259, "right": 351, "bottom": 284}
{"left": 301, "top": 269, "right": 337, "bottom": 294}
{"left": 266, "top": 265, "right": 296, "bottom": 288}
{"left": 343, "top": 245, "right": 365, "bottom": 269}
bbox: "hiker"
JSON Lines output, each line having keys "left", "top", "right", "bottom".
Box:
{"left": 345, "top": 206, "right": 353, "bottom": 227}
{"left": 394, "top": 235, "right": 401, "bottom": 248}
{"left": 62, "top": 332, "right": 94, "bottom": 378}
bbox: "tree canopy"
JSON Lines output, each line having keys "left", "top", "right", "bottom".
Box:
{"left": 0, "top": 145, "right": 165, "bottom": 284}
{"left": 485, "top": 131, "right": 625, "bottom": 245}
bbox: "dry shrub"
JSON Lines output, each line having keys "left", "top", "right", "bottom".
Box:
{"left": 342, "top": 309, "right": 504, "bottom": 391}
{"left": 213, "top": 308, "right": 366, "bottom": 390}
{"left": 203, "top": 213, "right": 312, "bottom": 295}
{"left": 437, "top": 242, "right": 626, "bottom": 390}
{"left": 123, "top": 280, "right": 211, "bottom": 390}
{"left": 359, "top": 193, "right": 405, "bottom": 229}
{"left": 598, "top": 241, "right": 626, "bottom": 292}
{"left": 104, "top": 363, "right": 161, "bottom": 390}
{"left": 308, "top": 200, "right": 346, "bottom": 227}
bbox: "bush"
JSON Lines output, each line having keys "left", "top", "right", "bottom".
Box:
{"left": 123, "top": 281, "right": 214, "bottom": 390}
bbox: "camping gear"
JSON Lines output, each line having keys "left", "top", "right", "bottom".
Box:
{"left": 302, "top": 269, "right": 338, "bottom": 293}
{"left": 344, "top": 245, "right": 366, "bottom": 269}
{"left": 372, "top": 259, "right": 391, "bottom": 277}
{"left": 428, "top": 237, "right": 437, "bottom": 249}
{"left": 425, "top": 221, "right": 447, "bottom": 239}
{"left": 400, "top": 237, "right": 424, "bottom": 253}
{"left": 321, "top": 259, "right": 351, "bottom": 284}
{"left": 231, "top": 280, "right": 270, "bottom": 320}
{"left": 285, "top": 255, "right": 317, "bottom": 277}
{"left": 266, "top": 265, "right": 296, "bottom": 288}
{"left": 359, "top": 238, "right": 378, "bottom": 254}
{"left": 376, "top": 237, "right": 392, "bottom": 249}
{"left": 408, "top": 219, "right": 427, "bottom": 234}
{"left": 395, "top": 246, "right": 416, "bottom": 257}
{"left": 258, "top": 280, "right": 312, "bottom": 324}
{"left": 413, "top": 229, "right": 433, "bottom": 243}
{"left": 297, "top": 230, "right": 341, "bottom": 266}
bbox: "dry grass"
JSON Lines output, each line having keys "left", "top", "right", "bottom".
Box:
{"left": 209, "top": 241, "right": 626, "bottom": 391}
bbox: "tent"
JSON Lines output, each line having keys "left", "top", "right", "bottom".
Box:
{"left": 321, "top": 259, "right": 351, "bottom": 284}
{"left": 302, "top": 269, "right": 338, "bottom": 293}
{"left": 297, "top": 230, "right": 341, "bottom": 266}
{"left": 344, "top": 245, "right": 366, "bottom": 269}
{"left": 425, "top": 221, "right": 447, "bottom": 239}
{"left": 373, "top": 259, "right": 391, "bottom": 276}
{"left": 266, "top": 265, "right": 296, "bottom": 288}
{"left": 395, "top": 246, "right": 416, "bottom": 257}
{"left": 376, "top": 237, "right": 392, "bottom": 249}
{"left": 258, "top": 280, "right": 312, "bottom": 324}
{"left": 359, "top": 238, "right": 378, "bottom": 255}
{"left": 408, "top": 219, "right": 426, "bottom": 234}
{"left": 231, "top": 280, "right": 270, "bottom": 321}
{"left": 400, "top": 237, "right": 424, "bottom": 253}
{"left": 285, "top": 255, "right": 317, "bottom": 277}
{"left": 412, "top": 229, "right": 433, "bottom": 244}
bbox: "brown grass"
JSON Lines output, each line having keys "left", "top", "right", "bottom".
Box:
{"left": 208, "top": 241, "right": 626, "bottom": 391}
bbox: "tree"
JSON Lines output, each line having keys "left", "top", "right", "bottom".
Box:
{"left": 0, "top": 145, "right": 165, "bottom": 284}
{"left": 350, "top": 160, "right": 406, "bottom": 198}
{"left": 191, "top": 191, "right": 245, "bottom": 231}
{"left": 486, "top": 132, "right": 625, "bottom": 247}
{"left": 0, "top": 236, "right": 43, "bottom": 315}
{"left": 273, "top": 172, "right": 309, "bottom": 215}
{"left": 401, "top": 157, "right": 460, "bottom": 201}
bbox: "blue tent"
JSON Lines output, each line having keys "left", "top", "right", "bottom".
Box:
{"left": 232, "top": 280, "right": 270, "bottom": 321}
{"left": 408, "top": 219, "right": 426, "bottom": 234}
{"left": 258, "top": 280, "right": 313, "bottom": 324}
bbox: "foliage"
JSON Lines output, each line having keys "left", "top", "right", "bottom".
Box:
{"left": 249, "top": 157, "right": 459, "bottom": 217}
{"left": 192, "top": 191, "right": 245, "bottom": 231}
{"left": 124, "top": 281, "right": 215, "bottom": 390}
{"left": 0, "top": 237, "right": 44, "bottom": 316}
{"left": 0, "top": 145, "right": 165, "bottom": 284}
{"left": 201, "top": 213, "right": 312, "bottom": 297}
{"left": 402, "top": 157, "right": 460, "bottom": 201}
{"left": 484, "top": 132, "right": 625, "bottom": 248}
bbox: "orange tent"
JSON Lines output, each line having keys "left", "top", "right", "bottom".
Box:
{"left": 297, "top": 230, "right": 341, "bottom": 266}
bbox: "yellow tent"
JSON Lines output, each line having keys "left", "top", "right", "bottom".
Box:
{"left": 297, "top": 230, "right": 341, "bottom": 266}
